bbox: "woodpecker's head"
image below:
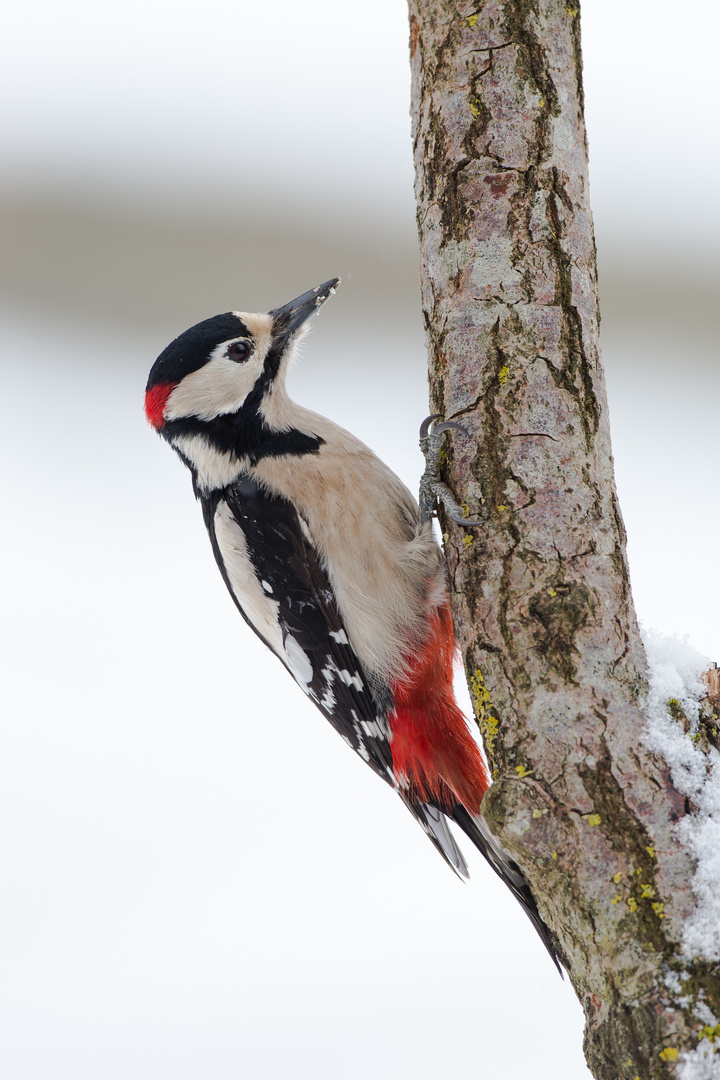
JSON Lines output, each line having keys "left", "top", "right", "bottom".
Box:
{"left": 144, "top": 278, "right": 339, "bottom": 481}
{"left": 145, "top": 278, "right": 339, "bottom": 435}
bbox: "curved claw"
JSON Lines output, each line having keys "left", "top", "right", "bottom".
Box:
{"left": 433, "top": 420, "right": 469, "bottom": 439}
{"left": 419, "top": 414, "right": 483, "bottom": 529}
{"left": 419, "top": 414, "right": 443, "bottom": 440}
{"left": 448, "top": 509, "right": 485, "bottom": 527}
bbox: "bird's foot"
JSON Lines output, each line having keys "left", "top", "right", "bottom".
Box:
{"left": 419, "top": 415, "right": 484, "bottom": 528}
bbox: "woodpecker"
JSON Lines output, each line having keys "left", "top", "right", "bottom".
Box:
{"left": 145, "top": 278, "right": 560, "bottom": 972}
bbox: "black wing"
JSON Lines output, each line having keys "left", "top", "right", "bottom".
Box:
{"left": 201, "top": 476, "right": 471, "bottom": 878}
{"left": 201, "top": 477, "right": 395, "bottom": 785}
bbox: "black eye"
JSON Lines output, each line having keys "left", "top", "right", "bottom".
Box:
{"left": 227, "top": 340, "right": 252, "bottom": 363}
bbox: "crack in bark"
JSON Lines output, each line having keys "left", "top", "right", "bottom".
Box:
{"left": 509, "top": 430, "right": 558, "bottom": 440}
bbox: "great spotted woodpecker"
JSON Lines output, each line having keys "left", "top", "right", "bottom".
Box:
{"left": 145, "top": 279, "right": 560, "bottom": 971}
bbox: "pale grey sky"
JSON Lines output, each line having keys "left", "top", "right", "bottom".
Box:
{"left": 0, "top": 5, "right": 717, "bottom": 1078}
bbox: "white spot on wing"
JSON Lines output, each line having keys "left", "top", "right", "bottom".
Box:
{"left": 261, "top": 580, "right": 273, "bottom": 593}
{"left": 360, "top": 720, "right": 384, "bottom": 740}
{"left": 320, "top": 684, "right": 336, "bottom": 710}
{"left": 284, "top": 635, "right": 313, "bottom": 687}
{"left": 329, "top": 629, "right": 349, "bottom": 645}
{"left": 337, "top": 668, "right": 363, "bottom": 692}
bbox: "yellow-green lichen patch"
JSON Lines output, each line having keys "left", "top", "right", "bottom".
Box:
{"left": 659, "top": 1047, "right": 678, "bottom": 1062}
{"left": 667, "top": 697, "right": 685, "bottom": 721}
{"left": 462, "top": 534, "right": 473, "bottom": 550}
{"left": 469, "top": 669, "right": 500, "bottom": 756}
{"left": 584, "top": 813, "right": 601, "bottom": 827}
{"left": 498, "top": 365, "right": 509, "bottom": 386}
{"left": 607, "top": 865, "right": 667, "bottom": 920}
{"left": 515, "top": 764, "right": 533, "bottom": 779}
{"left": 699, "top": 1024, "right": 720, "bottom": 1043}
{"left": 466, "top": 13, "right": 479, "bottom": 27}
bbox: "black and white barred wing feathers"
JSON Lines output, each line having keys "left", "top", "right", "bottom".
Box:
{"left": 201, "top": 475, "right": 469, "bottom": 877}
{"left": 202, "top": 476, "right": 394, "bottom": 784}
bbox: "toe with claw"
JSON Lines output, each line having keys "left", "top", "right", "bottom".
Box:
{"left": 419, "top": 415, "right": 484, "bottom": 529}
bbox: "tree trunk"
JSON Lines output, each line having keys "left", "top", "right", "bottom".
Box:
{"left": 407, "top": 1, "right": 720, "bottom": 1076}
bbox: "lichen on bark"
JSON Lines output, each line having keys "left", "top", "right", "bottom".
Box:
{"left": 408, "top": 1, "right": 720, "bottom": 1076}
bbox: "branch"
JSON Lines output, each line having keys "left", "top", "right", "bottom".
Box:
{"left": 408, "top": 1, "right": 720, "bottom": 1076}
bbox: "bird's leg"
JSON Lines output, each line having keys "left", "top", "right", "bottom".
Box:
{"left": 419, "top": 415, "right": 484, "bottom": 528}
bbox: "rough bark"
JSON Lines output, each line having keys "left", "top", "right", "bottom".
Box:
{"left": 408, "top": 1, "right": 720, "bottom": 1077}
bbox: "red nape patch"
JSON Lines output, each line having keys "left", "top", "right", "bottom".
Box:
{"left": 389, "top": 602, "right": 490, "bottom": 814}
{"left": 144, "top": 382, "right": 177, "bottom": 429}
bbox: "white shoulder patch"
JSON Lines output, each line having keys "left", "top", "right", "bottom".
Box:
{"left": 214, "top": 501, "right": 322, "bottom": 691}
{"left": 213, "top": 501, "right": 284, "bottom": 655}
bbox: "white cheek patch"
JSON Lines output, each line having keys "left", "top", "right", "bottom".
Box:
{"left": 165, "top": 352, "right": 265, "bottom": 422}
{"left": 165, "top": 314, "right": 273, "bottom": 422}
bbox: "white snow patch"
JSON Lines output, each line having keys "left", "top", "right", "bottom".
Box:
{"left": 679, "top": 1041, "right": 720, "bottom": 1080}
{"left": 695, "top": 1002, "right": 719, "bottom": 1028}
{"left": 642, "top": 628, "right": 720, "bottom": 962}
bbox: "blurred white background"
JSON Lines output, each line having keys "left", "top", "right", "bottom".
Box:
{"left": 0, "top": 2, "right": 717, "bottom": 1077}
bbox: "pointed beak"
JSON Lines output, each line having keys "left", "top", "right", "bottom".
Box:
{"left": 270, "top": 278, "right": 340, "bottom": 337}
